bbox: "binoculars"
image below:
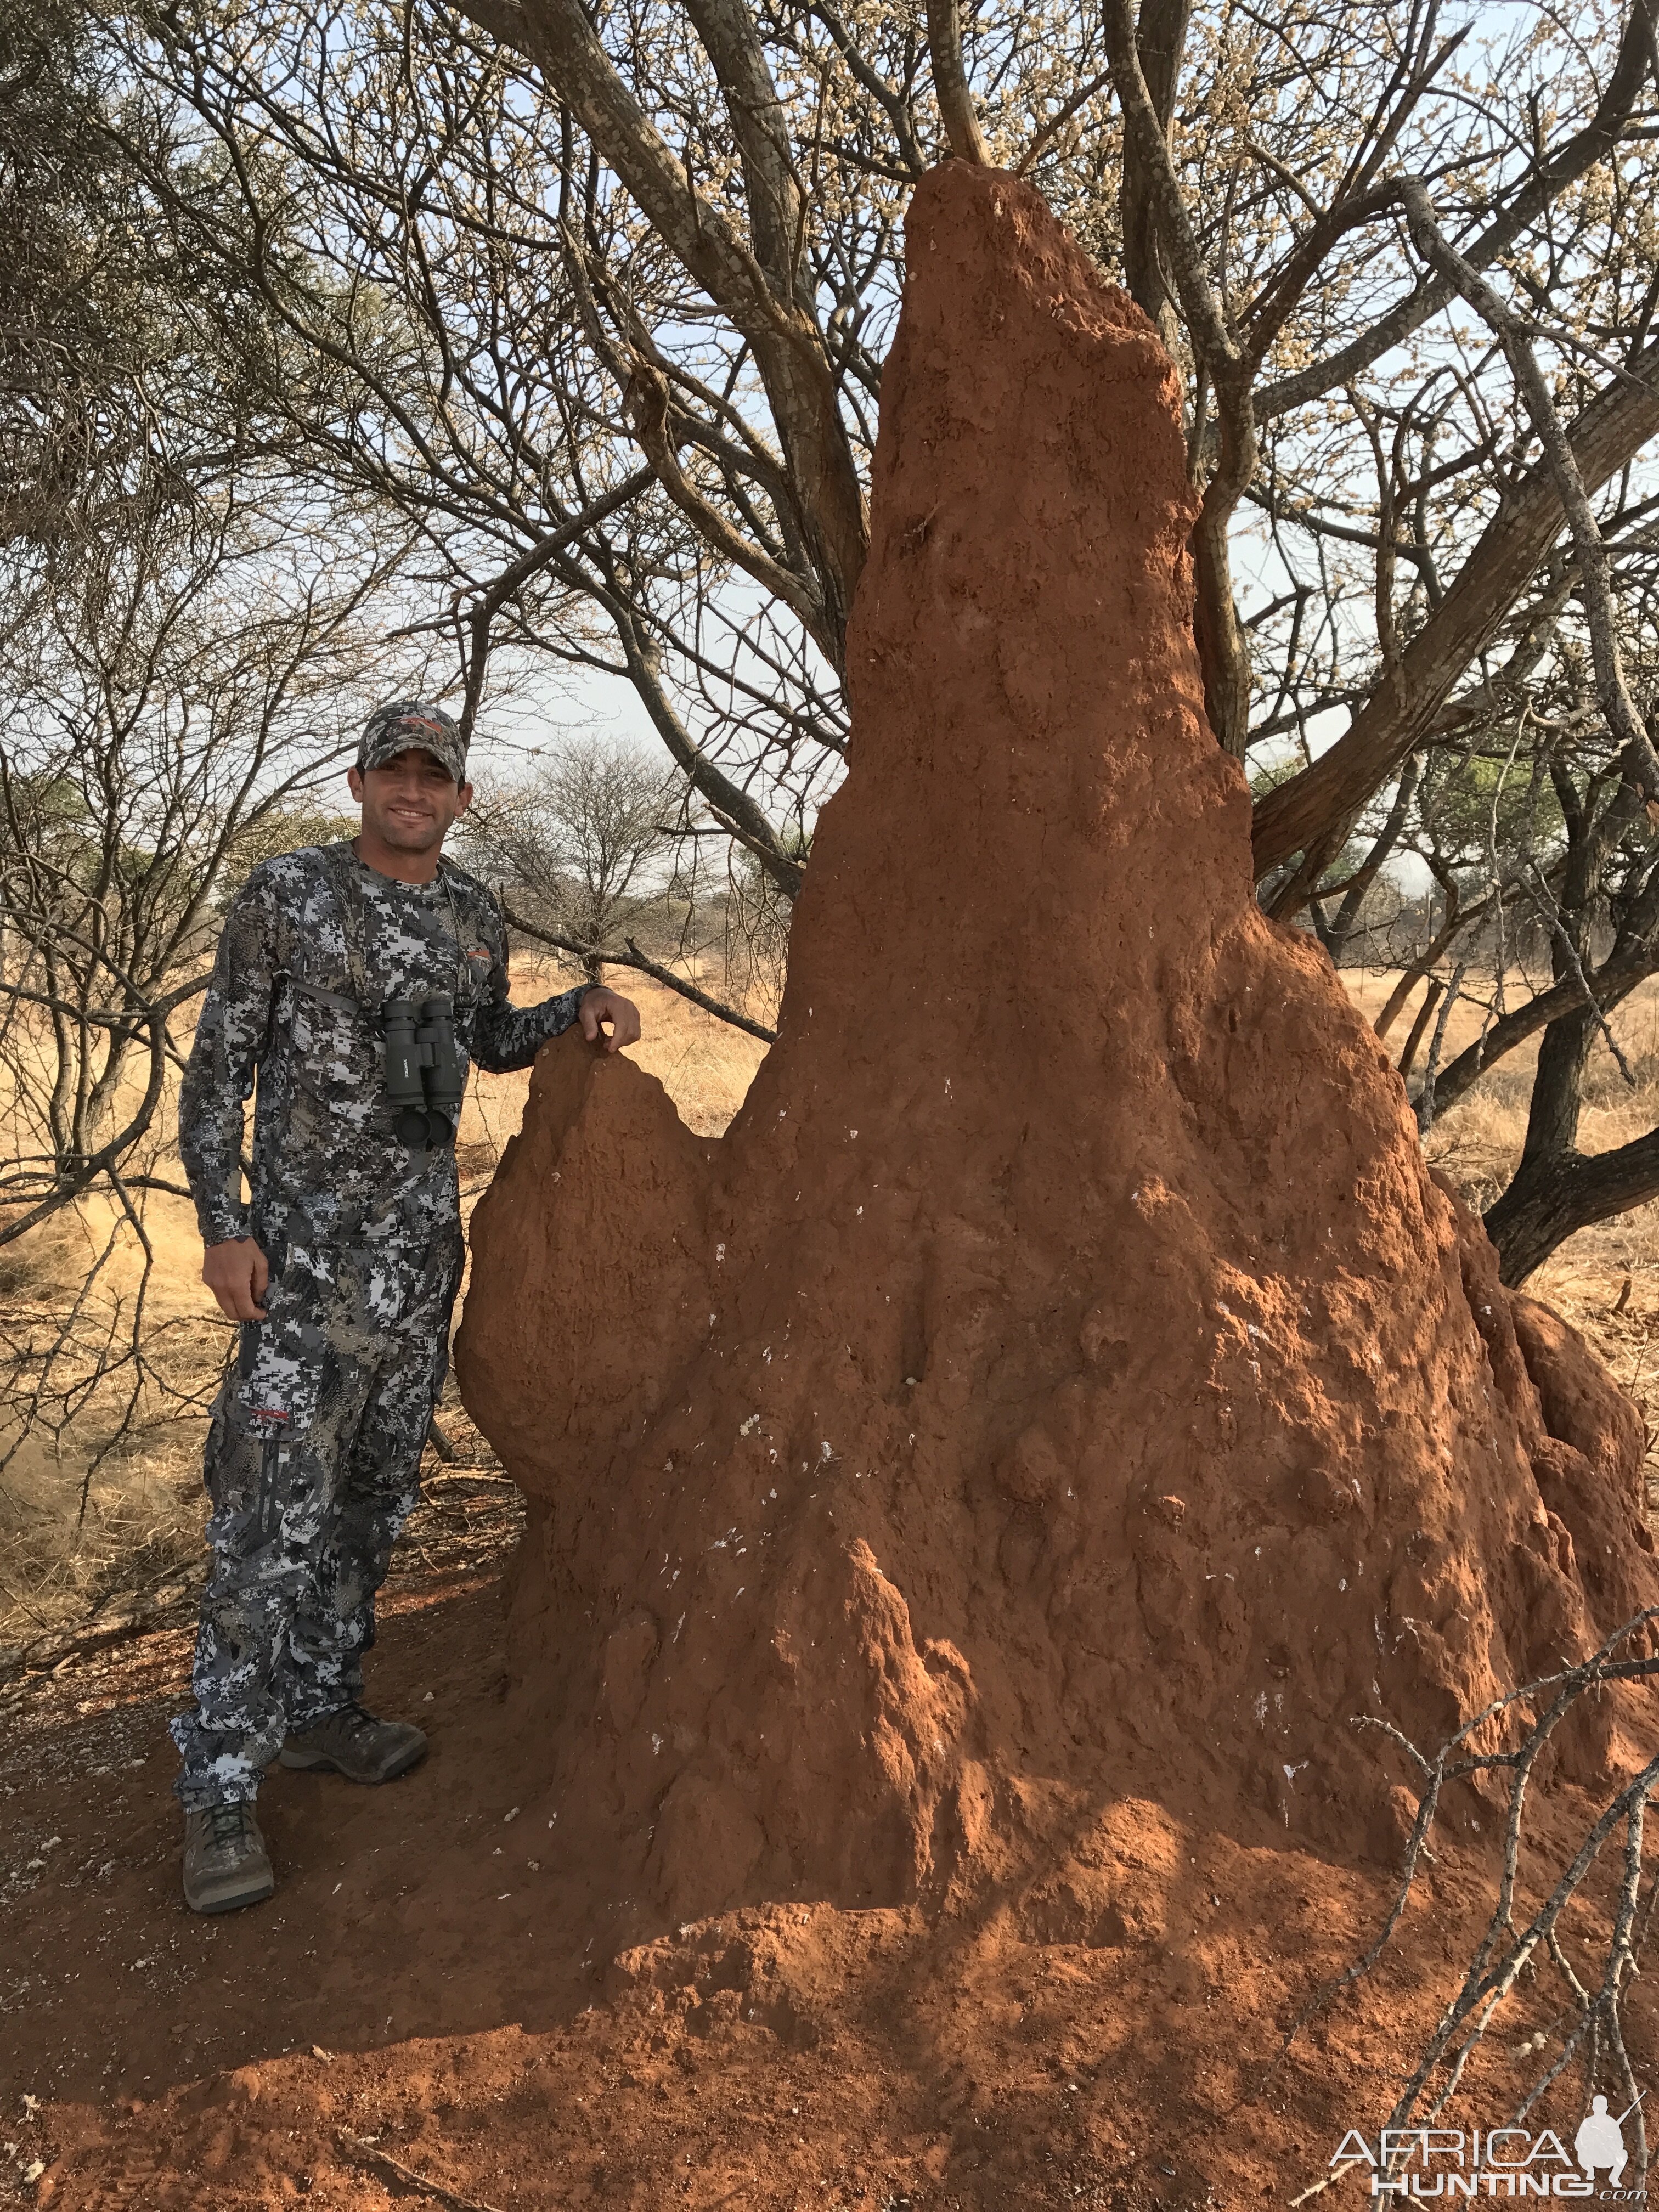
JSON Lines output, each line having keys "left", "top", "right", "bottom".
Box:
{"left": 382, "top": 996, "right": 465, "bottom": 1150}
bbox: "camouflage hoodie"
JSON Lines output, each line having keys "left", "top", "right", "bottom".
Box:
{"left": 179, "top": 841, "right": 590, "bottom": 1250}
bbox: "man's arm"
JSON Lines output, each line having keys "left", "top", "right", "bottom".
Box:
{"left": 466, "top": 903, "right": 641, "bottom": 1071}
{"left": 179, "top": 867, "right": 280, "bottom": 1318}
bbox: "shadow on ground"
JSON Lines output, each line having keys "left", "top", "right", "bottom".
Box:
{"left": 0, "top": 1573, "right": 588, "bottom": 2110}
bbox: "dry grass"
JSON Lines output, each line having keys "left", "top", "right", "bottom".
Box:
{"left": 5, "top": 953, "right": 1658, "bottom": 1655}
{"left": 0, "top": 1187, "right": 227, "bottom": 1657}
{"left": 1342, "top": 964, "right": 1659, "bottom": 1294}
{"left": 461, "top": 958, "right": 768, "bottom": 1161}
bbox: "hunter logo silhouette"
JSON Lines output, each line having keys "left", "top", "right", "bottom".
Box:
{"left": 1574, "top": 2095, "right": 1636, "bottom": 2189}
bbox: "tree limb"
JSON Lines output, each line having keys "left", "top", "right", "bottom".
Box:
{"left": 456, "top": 469, "right": 654, "bottom": 745}
{"left": 500, "top": 902, "right": 777, "bottom": 1043}
{"left": 452, "top": 0, "right": 868, "bottom": 657}
{"left": 925, "top": 0, "right": 990, "bottom": 165}
{"left": 1113, "top": 0, "right": 1192, "bottom": 344}
{"left": 1253, "top": 330, "right": 1659, "bottom": 900}
{"left": 1400, "top": 176, "right": 1659, "bottom": 800}
{"left": 1486, "top": 1122, "right": 1659, "bottom": 1286}
{"left": 623, "top": 360, "right": 837, "bottom": 659}
{"left": 1103, "top": 0, "right": 1256, "bottom": 755}
{"left": 1255, "top": 0, "right": 1659, "bottom": 421}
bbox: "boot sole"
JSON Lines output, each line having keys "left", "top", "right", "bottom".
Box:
{"left": 277, "top": 1737, "right": 427, "bottom": 1783}
{"left": 183, "top": 1867, "right": 275, "bottom": 1915}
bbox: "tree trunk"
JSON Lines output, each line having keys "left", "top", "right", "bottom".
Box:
{"left": 1116, "top": 0, "right": 1194, "bottom": 354}
{"left": 924, "top": 0, "right": 990, "bottom": 164}
{"left": 1395, "top": 978, "right": 1443, "bottom": 1082}
{"left": 1417, "top": 943, "right": 1637, "bottom": 1118}
{"left": 1485, "top": 1120, "right": 1659, "bottom": 1286}
{"left": 1484, "top": 998, "right": 1613, "bottom": 1285}
{"left": 1523, "top": 1001, "right": 1599, "bottom": 1161}
{"left": 1192, "top": 505, "right": 1251, "bottom": 758}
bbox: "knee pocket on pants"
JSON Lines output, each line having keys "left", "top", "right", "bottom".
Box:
{"left": 205, "top": 1401, "right": 317, "bottom": 1545}
{"left": 204, "top": 1400, "right": 264, "bottom": 1517}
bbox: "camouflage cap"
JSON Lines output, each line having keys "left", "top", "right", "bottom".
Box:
{"left": 358, "top": 698, "right": 467, "bottom": 784}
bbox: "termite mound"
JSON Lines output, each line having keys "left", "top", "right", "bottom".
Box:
{"left": 458, "top": 161, "right": 1657, "bottom": 1926}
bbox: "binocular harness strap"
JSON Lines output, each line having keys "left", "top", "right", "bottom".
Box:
{"left": 284, "top": 977, "right": 360, "bottom": 1014}
{"left": 267, "top": 847, "right": 477, "bottom": 1152}
{"left": 279, "top": 845, "right": 471, "bottom": 1019}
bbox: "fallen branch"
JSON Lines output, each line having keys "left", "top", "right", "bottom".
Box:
{"left": 1274, "top": 1608, "right": 1659, "bottom": 2199}
{"left": 337, "top": 2130, "right": 506, "bottom": 2212}
{"left": 0, "top": 1571, "right": 204, "bottom": 1692}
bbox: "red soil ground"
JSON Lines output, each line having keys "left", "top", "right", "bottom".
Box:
{"left": 5, "top": 163, "right": 1658, "bottom": 2209}
{"left": 4, "top": 1567, "right": 1657, "bottom": 2209}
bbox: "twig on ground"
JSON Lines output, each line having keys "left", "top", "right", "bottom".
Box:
{"left": 336, "top": 2130, "right": 506, "bottom": 2212}
{"left": 82, "top": 1552, "right": 202, "bottom": 1625}
{"left": 0, "top": 1571, "right": 203, "bottom": 1697}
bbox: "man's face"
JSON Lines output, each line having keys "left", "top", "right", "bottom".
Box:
{"left": 348, "top": 747, "right": 472, "bottom": 855}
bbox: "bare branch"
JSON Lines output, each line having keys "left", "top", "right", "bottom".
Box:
{"left": 500, "top": 901, "right": 777, "bottom": 1043}
{"left": 1254, "top": 332, "right": 1659, "bottom": 900}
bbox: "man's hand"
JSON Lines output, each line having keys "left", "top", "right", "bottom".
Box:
{"left": 579, "top": 986, "right": 642, "bottom": 1053}
{"left": 203, "top": 1238, "right": 270, "bottom": 1322}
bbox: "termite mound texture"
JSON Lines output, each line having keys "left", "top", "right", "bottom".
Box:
{"left": 457, "top": 163, "right": 1658, "bottom": 1926}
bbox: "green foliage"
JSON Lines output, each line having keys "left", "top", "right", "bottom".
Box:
{"left": 1413, "top": 747, "right": 1568, "bottom": 881}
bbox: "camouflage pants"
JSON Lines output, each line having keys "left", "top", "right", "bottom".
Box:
{"left": 171, "top": 1224, "right": 460, "bottom": 1810}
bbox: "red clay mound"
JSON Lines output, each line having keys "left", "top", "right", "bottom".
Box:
{"left": 456, "top": 162, "right": 1658, "bottom": 1929}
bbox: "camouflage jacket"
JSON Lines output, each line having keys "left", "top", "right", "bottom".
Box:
{"left": 179, "top": 842, "right": 591, "bottom": 1249}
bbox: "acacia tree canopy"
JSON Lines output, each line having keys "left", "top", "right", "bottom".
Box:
{"left": 113, "top": 0, "right": 1657, "bottom": 895}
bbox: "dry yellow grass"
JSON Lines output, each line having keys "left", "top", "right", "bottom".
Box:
{"left": 461, "top": 959, "right": 767, "bottom": 1165}
{"left": 1341, "top": 965, "right": 1659, "bottom": 1299}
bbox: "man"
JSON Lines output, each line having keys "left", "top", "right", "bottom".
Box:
{"left": 173, "top": 699, "right": 640, "bottom": 1914}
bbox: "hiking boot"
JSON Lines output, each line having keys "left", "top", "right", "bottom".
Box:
{"left": 279, "top": 1703, "right": 427, "bottom": 1784}
{"left": 182, "top": 1801, "right": 275, "bottom": 1915}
